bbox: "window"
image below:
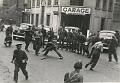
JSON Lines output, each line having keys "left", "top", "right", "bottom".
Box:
{"left": 36, "top": 0, "right": 40, "bottom": 7}
{"left": 46, "top": 15, "right": 50, "bottom": 26}
{"left": 54, "top": 0, "right": 58, "bottom": 5}
{"left": 36, "top": 14, "right": 39, "bottom": 27}
{"left": 108, "top": 0, "right": 113, "bottom": 11}
{"left": 32, "top": 0, "right": 35, "bottom": 7}
{"left": 41, "top": 6, "right": 45, "bottom": 24}
{"left": 102, "top": 0, "right": 107, "bottom": 11}
{"left": 31, "top": 14, "right": 34, "bottom": 24}
{"left": 70, "top": 0, "right": 84, "bottom": 6}
{"left": 95, "top": 0, "right": 100, "bottom": 9}
{"left": 48, "top": 0, "right": 51, "bottom": 6}
{"left": 101, "top": 18, "right": 105, "bottom": 30}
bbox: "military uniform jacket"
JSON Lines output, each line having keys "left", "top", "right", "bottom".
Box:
{"left": 64, "top": 71, "right": 83, "bottom": 83}
{"left": 12, "top": 49, "right": 28, "bottom": 64}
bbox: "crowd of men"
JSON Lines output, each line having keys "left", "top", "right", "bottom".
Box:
{"left": 0, "top": 24, "right": 120, "bottom": 83}
{"left": 58, "top": 27, "right": 91, "bottom": 57}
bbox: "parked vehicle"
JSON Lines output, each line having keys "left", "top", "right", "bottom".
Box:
{"left": 99, "top": 30, "right": 117, "bottom": 50}
{"left": 13, "top": 23, "right": 33, "bottom": 40}
{"left": 65, "top": 26, "right": 79, "bottom": 32}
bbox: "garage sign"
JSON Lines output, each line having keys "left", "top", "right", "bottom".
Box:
{"left": 62, "top": 7, "right": 91, "bottom": 15}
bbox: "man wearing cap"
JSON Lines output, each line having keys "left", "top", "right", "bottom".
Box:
{"left": 64, "top": 60, "right": 83, "bottom": 83}
{"left": 11, "top": 44, "right": 28, "bottom": 83}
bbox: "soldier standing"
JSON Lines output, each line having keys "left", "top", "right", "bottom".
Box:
{"left": 58, "top": 28, "right": 67, "bottom": 49}
{"left": 24, "top": 26, "right": 33, "bottom": 52}
{"left": 41, "top": 25, "right": 46, "bottom": 47}
{"left": 6, "top": 25, "right": 13, "bottom": 36}
{"left": 79, "top": 32, "right": 86, "bottom": 54}
{"left": 64, "top": 60, "right": 83, "bottom": 83}
{"left": 11, "top": 44, "right": 28, "bottom": 83}
{"left": 108, "top": 36, "right": 118, "bottom": 63}
{"left": 66, "top": 29, "right": 73, "bottom": 51}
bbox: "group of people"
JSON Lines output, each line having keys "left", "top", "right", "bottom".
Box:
{"left": 2, "top": 24, "right": 119, "bottom": 83}
{"left": 58, "top": 28, "right": 89, "bottom": 57}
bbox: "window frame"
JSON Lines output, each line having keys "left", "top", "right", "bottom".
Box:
{"left": 95, "top": 0, "right": 101, "bottom": 10}
{"left": 32, "top": 0, "right": 35, "bottom": 8}
{"left": 108, "top": 0, "right": 113, "bottom": 12}
{"left": 36, "top": 0, "right": 40, "bottom": 7}
{"left": 102, "top": 0, "right": 107, "bottom": 11}
{"left": 46, "top": 14, "right": 51, "bottom": 26}
{"left": 47, "top": 0, "right": 52, "bottom": 6}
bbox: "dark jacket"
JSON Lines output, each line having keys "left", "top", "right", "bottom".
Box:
{"left": 12, "top": 49, "right": 28, "bottom": 64}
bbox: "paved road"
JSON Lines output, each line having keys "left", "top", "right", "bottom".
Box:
{"left": 0, "top": 32, "right": 120, "bottom": 83}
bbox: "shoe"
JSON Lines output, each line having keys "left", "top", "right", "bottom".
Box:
{"left": 108, "top": 60, "right": 112, "bottom": 62}
{"left": 90, "top": 68, "right": 94, "bottom": 71}
{"left": 59, "top": 57, "right": 63, "bottom": 59}
{"left": 25, "top": 76, "right": 28, "bottom": 80}
{"left": 85, "top": 64, "right": 89, "bottom": 68}
{"left": 41, "top": 57, "right": 46, "bottom": 60}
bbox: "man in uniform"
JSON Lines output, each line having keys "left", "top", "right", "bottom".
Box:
{"left": 42, "top": 40, "right": 63, "bottom": 59}
{"left": 41, "top": 25, "right": 46, "bottom": 48}
{"left": 64, "top": 60, "right": 83, "bottom": 83}
{"left": 33, "top": 30, "right": 43, "bottom": 56}
{"left": 79, "top": 32, "right": 86, "bottom": 54}
{"left": 11, "top": 44, "right": 28, "bottom": 83}
{"left": 6, "top": 25, "right": 13, "bottom": 36}
{"left": 108, "top": 36, "right": 118, "bottom": 63}
{"left": 24, "top": 26, "right": 33, "bottom": 52}
{"left": 66, "top": 28, "right": 73, "bottom": 51}
{"left": 58, "top": 28, "right": 67, "bottom": 49}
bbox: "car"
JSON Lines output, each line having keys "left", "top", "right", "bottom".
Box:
{"left": 13, "top": 23, "right": 33, "bottom": 40}
{"left": 99, "top": 30, "right": 117, "bottom": 50}
{"left": 65, "top": 26, "right": 79, "bottom": 32}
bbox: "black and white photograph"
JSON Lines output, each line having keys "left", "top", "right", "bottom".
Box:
{"left": 0, "top": 0, "right": 120, "bottom": 83}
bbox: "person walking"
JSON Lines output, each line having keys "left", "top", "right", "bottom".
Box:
{"left": 42, "top": 39, "right": 63, "bottom": 59}
{"left": 108, "top": 36, "right": 118, "bottom": 63}
{"left": 24, "top": 26, "right": 33, "bottom": 52}
{"left": 64, "top": 60, "right": 83, "bottom": 83}
{"left": 85, "top": 39, "right": 103, "bottom": 71}
{"left": 11, "top": 44, "right": 28, "bottom": 83}
{"left": 6, "top": 25, "right": 13, "bottom": 36}
{"left": 33, "top": 30, "right": 43, "bottom": 56}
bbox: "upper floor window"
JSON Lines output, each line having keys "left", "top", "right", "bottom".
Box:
{"left": 95, "top": 0, "right": 100, "bottom": 9}
{"left": 37, "top": 0, "right": 40, "bottom": 7}
{"left": 48, "top": 0, "right": 52, "bottom": 6}
{"left": 54, "top": 0, "right": 58, "bottom": 5}
{"left": 70, "top": 0, "right": 84, "bottom": 6}
{"left": 32, "top": 0, "right": 35, "bottom": 8}
{"left": 102, "top": 0, "right": 107, "bottom": 11}
{"left": 108, "top": 0, "right": 113, "bottom": 11}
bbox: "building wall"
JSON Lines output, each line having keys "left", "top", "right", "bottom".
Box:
{"left": 112, "top": 0, "right": 120, "bottom": 31}
{"left": 29, "top": 0, "right": 114, "bottom": 34}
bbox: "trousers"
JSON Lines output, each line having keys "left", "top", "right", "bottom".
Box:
{"left": 14, "top": 63, "right": 28, "bottom": 81}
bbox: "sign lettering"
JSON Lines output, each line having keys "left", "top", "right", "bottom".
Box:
{"left": 62, "top": 7, "right": 91, "bottom": 15}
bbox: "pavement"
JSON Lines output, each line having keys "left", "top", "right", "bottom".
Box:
{"left": 0, "top": 32, "right": 120, "bottom": 83}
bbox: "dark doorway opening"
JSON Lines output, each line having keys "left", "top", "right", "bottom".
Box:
{"left": 61, "top": 13, "right": 90, "bottom": 36}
